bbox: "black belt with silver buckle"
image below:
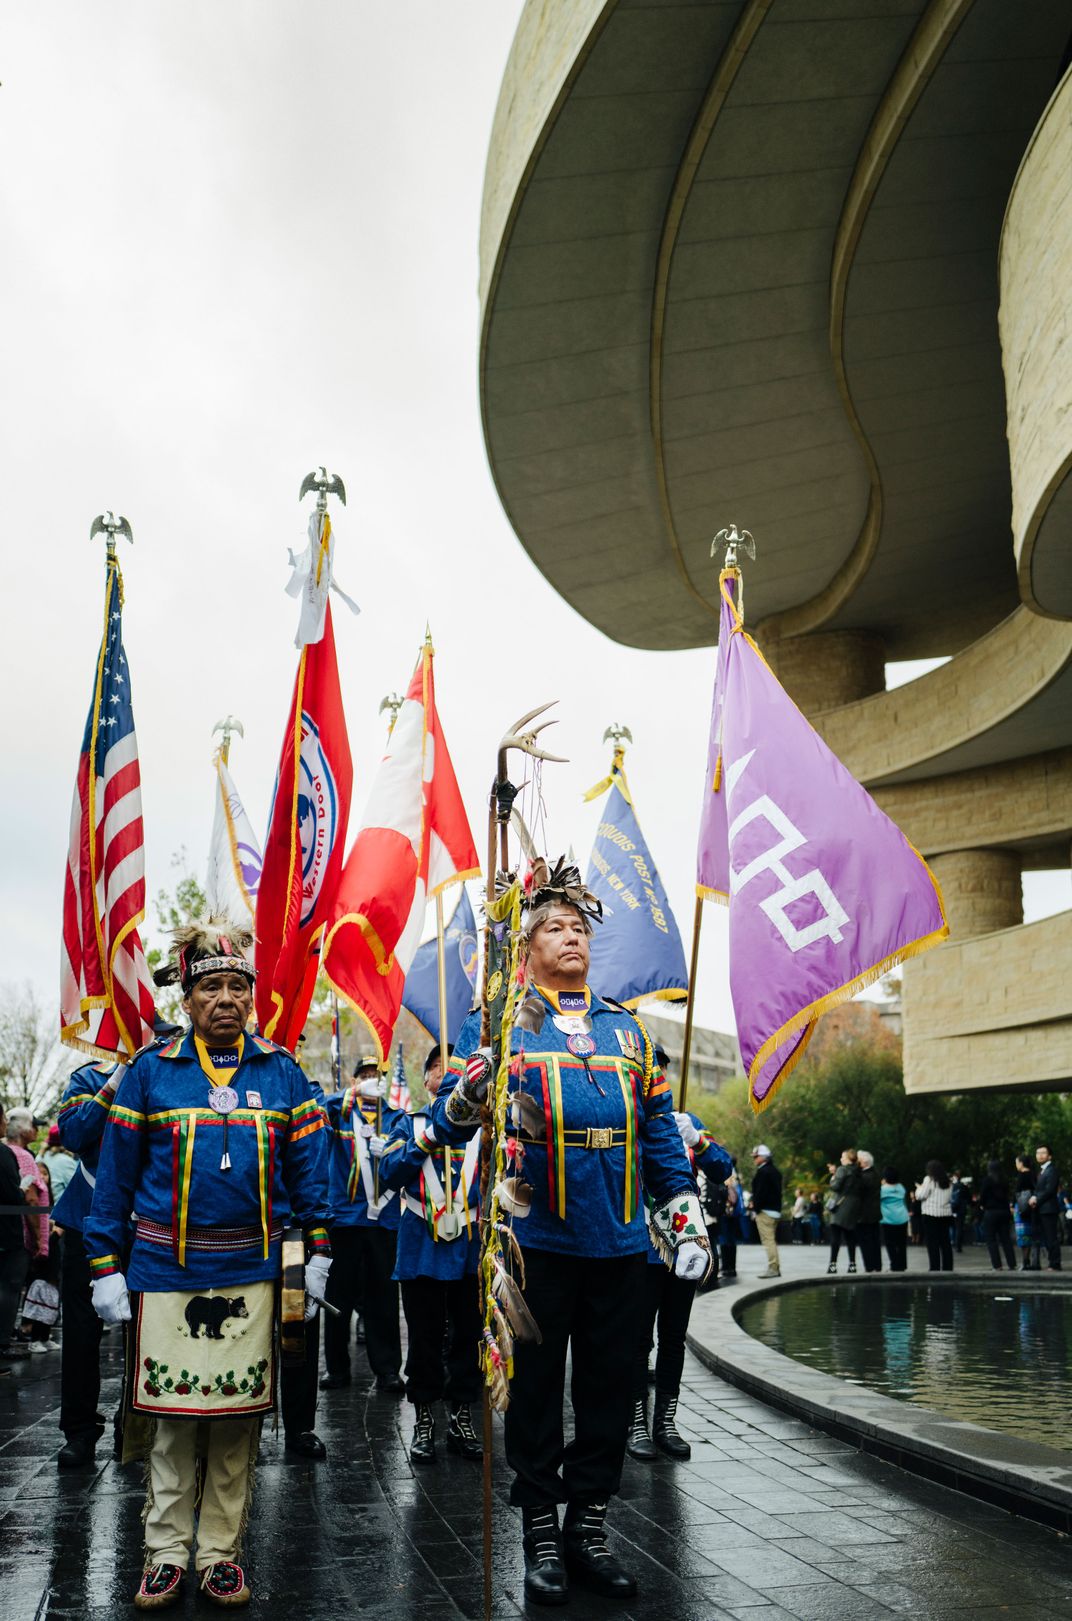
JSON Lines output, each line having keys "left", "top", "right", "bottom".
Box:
{"left": 518, "top": 1128, "right": 626, "bottom": 1150}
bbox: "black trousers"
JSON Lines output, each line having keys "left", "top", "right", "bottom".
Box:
{"left": 719, "top": 1242, "right": 737, "bottom": 1276}
{"left": 505, "top": 1248, "right": 646, "bottom": 1509}
{"left": 0, "top": 1244, "right": 30, "bottom": 1347}
{"left": 880, "top": 1223, "right": 908, "bottom": 1272}
{"left": 280, "top": 1310, "right": 321, "bottom": 1435}
{"left": 59, "top": 1230, "right": 105, "bottom": 1442}
{"left": 829, "top": 1226, "right": 856, "bottom": 1264}
{"left": 982, "top": 1211, "right": 1016, "bottom": 1269}
{"left": 856, "top": 1223, "right": 882, "bottom": 1273}
{"left": 323, "top": 1225, "right": 401, "bottom": 1378}
{"left": 922, "top": 1214, "right": 954, "bottom": 1270}
{"left": 400, "top": 1272, "right": 482, "bottom": 1406}
{"left": 1039, "top": 1211, "right": 1062, "bottom": 1270}
{"left": 634, "top": 1262, "right": 697, "bottom": 1399}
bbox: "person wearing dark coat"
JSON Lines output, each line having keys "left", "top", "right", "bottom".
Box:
{"left": 826, "top": 1151, "right": 860, "bottom": 1273}
{"left": 978, "top": 1161, "right": 1016, "bottom": 1270}
{"left": 1030, "top": 1147, "right": 1062, "bottom": 1271}
{"left": 855, "top": 1151, "right": 882, "bottom": 1273}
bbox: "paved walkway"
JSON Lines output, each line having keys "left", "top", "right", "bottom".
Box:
{"left": 2, "top": 1241, "right": 1071, "bottom": 1620}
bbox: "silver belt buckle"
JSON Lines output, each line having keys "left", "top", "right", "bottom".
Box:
{"left": 586, "top": 1127, "right": 613, "bottom": 1150}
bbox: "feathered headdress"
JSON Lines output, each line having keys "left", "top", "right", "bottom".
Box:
{"left": 153, "top": 915, "right": 257, "bottom": 992}
{"left": 523, "top": 856, "right": 603, "bottom": 929}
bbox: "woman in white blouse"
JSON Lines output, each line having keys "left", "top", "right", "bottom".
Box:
{"left": 914, "top": 1160, "right": 954, "bottom": 1270}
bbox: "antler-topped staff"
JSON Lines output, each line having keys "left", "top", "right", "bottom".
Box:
{"left": 476, "top": 704, "right": 567, "bottom": 1621}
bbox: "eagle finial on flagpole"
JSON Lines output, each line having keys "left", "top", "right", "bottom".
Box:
{"left": 90, "top": 511, "right": 133, "bottom": 560}
{"left": 212, "top": 715, "right": 244, "bottom": 767}
{"left": 379, "top": 692, "right": 403, "bottom": 738}
{"left": 299, "top": 466, "right": 347, "bottom": 513}
{"left": 712, "top": 524, "right": 755, "bottom": 569}
{"left": 602, "top": 722, "right": 632, "bottom": 750}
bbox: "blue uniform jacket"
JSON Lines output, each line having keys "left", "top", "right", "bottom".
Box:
{"left": 379, "top": 1111, "right": 481, "bottom": 1281}
{"left": 83, "top": 1027, "right": 333, "bottom": 1292}
{"left": 646, "top": 1111, "right": 732, "bottom": 1264}
{"left": 325, "top": 1088, "right": 402, "bottom": 1231}
{"left": 53, "top": 1058, "right": 122, "bottom": 1234}
{"left": 432, "top": 991, "right": 695, "bottom": 1259}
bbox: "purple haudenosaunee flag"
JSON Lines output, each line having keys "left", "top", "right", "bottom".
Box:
{"left": 697, "top": 570, "right": 948, "bottom": 1114}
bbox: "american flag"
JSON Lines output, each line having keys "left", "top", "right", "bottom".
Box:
{"left": 60, "top": 557, "right": 156, "bottom": 1059}
{"left": 388, "top": 1043, "right": 411, "bottom": 1112}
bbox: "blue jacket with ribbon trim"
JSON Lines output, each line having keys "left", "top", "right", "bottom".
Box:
{"left": 53, "top": 1058, "right": 123, "bottom": 1234}
{"left": 432, "top": 991, "right": 696, "bottom": 1259}
{"left": 646, "top": 1111, "right": 732, "bottom": 1264}
{"left": 324, "top": 1087, "right": 402, "bottom": 1231}
{"left": 83, "top": 1027, "right": 333, "bottom": 1292}
{"left": 379, "top": 1111, "right": 481, "bottom": 1281}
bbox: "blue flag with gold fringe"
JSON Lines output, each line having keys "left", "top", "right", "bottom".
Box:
{"left": 401, "top": 887, "right": 480, "bottom": 1045}
{"left": 584, "top": 755, "right": 688, "bottom": 1009}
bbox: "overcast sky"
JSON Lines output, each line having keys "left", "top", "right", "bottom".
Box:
{"left": 2, "top": 2, "right": 1068, "bottom": 1047}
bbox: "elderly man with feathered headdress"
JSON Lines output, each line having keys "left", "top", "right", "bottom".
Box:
{"left": 428, "top": 858, "right": 710, "bottom": 1607}
{"left": 83, "top": 918, "right": 334, "bottom": 1610}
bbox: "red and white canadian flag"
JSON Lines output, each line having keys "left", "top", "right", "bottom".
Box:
{"left": 322, "top": 635, "right": 479, "bottom": 1058}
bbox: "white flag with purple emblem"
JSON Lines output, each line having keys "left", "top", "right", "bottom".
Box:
{"left": 698, "top": 570, "right": 948, "bottom": 1113}
{"left": 206, "top": 755, "right": 263, "bottom": 924}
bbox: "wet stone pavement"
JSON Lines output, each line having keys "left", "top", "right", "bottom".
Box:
{"left": 2, "top": 1323, "right": 1072, "bottom": 1621}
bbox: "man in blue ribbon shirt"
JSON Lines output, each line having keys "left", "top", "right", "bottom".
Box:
{"left": 84, "top": 919, "right": 333, "bottom": 1611}
{"left": 428, "top": 859, "right": 709, "bottom": 1606}
{"left": 378, "top": 1041, "right": 483, "bottom": 1466}
{"left": 319, "top": 1056, "right": 405, "bottom": 1394}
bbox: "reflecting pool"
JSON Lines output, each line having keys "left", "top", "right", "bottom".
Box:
{"left": 740, "top": 1284, "right": 1072, "bottom": 1451}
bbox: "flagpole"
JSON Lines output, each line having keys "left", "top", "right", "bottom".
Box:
{"left": 678, "top": 895, "right": 704, "bottom": 1113}
{"left": 331, "top": 991, "right": 342, "bottom": 1093}
{"left": 435, "top": 890, "right": 455, "bottom": 1229}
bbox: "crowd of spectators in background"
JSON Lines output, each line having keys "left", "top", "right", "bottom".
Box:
{"left": 0, "top": 1105, "right": 71, "bottom": 1366}
{"left": 713, "top": 1143, "right": 1067, "bottom": 1277}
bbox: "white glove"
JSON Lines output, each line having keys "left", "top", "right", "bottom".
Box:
{"left": 357, "top": 1077, "right": 386, "bottom": 1101}
{"left": 420, "top": 1120, "right": 437, "bottom": 1146}
{"left": 304, "top": 1254, "right": 332, "bottom": 1321}
{"left": 674, "top": 1241, "right": 708, "bottom": 1283}
{"left": 368, "top": 1134, "right": 386, "bottom": 1158}
{"left": 673, "top": 1111, "right": 700, "bottom": 1148}
{"left": 91, "top": 1272, "right": 132, "bottom": 1324}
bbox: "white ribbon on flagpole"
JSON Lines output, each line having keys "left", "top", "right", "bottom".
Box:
{"left": 286, "top": 511, "right": 360, "bottom": 648}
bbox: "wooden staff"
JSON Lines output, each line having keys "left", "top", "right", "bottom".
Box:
{"left": 477, "top": 706, "right": 565, "bottom": 1621}
{"left": 678, "top": 895, "right": 705, "bottom": 1114}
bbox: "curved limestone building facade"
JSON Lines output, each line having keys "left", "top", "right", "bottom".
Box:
{"left": 478, "top": 0, "right": 1072, "bottom": 1097}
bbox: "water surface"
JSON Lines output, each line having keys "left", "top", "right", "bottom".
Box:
{"left": 740, "top": 1284, "right": 1071, "bottom": 1452}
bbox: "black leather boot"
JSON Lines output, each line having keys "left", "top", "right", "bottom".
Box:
{"left": 409, "top": 1403, "right": 436, "bottom": 1465}
{"left": 563, "top": 1500, "right": 637, "bottom": 1598}
{"left": 522, "top": 1505, "right": 568, "bottom": 1606}
{"left": 625, "top": 1396, "right": 656, "bottom": 1461}
{"left": 57, "top": 1434, "right": 97, "bottom": 1470}
{"left": 446, "top": 1402, "right": 482, "bottom": 1460}
{"left": 652, "top": 1392, "right": 691, "bottom": 1460}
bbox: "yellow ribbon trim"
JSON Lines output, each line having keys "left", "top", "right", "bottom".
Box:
{"left": 178, "top": 1115, "right": 196, "bottom": 1267}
